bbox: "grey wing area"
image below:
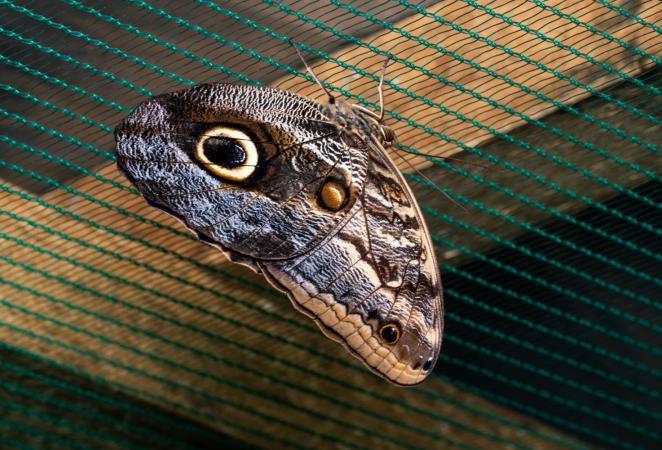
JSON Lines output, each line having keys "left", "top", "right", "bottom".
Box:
{"left": 115, "top": 83, "right": 368, "bottom": 262}
{"left": 260, "top": 147, "right": 443, "bottom": 386}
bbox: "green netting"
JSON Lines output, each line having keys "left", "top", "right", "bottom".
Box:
{"left": 0, "top": 0, "right": 660, "bottom": 449}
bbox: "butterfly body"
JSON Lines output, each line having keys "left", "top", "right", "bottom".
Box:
{"left": 115, "top": 83, "right": 443, "bottom": 385}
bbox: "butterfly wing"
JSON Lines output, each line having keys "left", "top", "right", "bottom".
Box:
{"left": 115, "top": 84, "right": 443, "bottom": 385}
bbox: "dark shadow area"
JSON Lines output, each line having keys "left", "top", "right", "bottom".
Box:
{"left": 0, "top": 344, "right": 255, "bottom": 449}
{"left": 438, "top": 180, "right": 662, "bottom": 449}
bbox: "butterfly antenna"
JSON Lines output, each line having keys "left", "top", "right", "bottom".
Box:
{"left": 394, "top": 144, "right": 502, "bottom": 171}
{"left": 378, "top": 56, "right": 390, "bottom": 122}
{"left": 394, "top": 151, "right": 468, "bottom": 212}
{"left": 290, "top": 40, "right": 336, "bottom": 105}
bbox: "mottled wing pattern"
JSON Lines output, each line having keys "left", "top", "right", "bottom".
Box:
{"left": 116, "top": 84, "right": 365, "bottom": 262}
{"left": 115, "top": 83, "right": 443, "bottom": 385}
{"left": 260, "top": 130, "right": 443, "bottom": 386}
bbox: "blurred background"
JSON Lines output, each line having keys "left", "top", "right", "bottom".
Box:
{"left": 0, "top": 1, "right": 660, "bottom": 449}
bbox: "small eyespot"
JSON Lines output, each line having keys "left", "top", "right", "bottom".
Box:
{"left": 194, "top": 127, "right": 258, "bottom": 181}
{"left": 379, "top": 323, "right": 400, "bottom": 345}
{"left": 318, "top": 179, "right": 348, "bottom": 211}
{"left": 422, "top": 356, "right": 434, "bottom": 371}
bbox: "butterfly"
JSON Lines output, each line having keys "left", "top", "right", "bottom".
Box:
{"left": 114, "top": 58, "right": 443, "bottom": 385}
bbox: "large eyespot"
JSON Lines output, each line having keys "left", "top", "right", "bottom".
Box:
{"left": 379, "top": 323, "right": 401, "bottom": 345}
{"left": 194, "top": 127, "right": 258, "bottom": 181}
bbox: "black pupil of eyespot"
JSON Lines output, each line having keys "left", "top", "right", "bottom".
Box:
{"left": 381, "top": 325, "right": 398, "bottom": 343}
{"left": 202, "top": 137, "right": 246, "bottom": 168}
{"left": 422, "top": 357, "right": 433, "bottom": 371}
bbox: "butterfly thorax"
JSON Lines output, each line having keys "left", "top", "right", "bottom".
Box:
{"left": 322, "top": 98, "right": 397, "bottom": 150}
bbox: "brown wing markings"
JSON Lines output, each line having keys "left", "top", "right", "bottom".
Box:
{"left": 256, "top": 128, "right": 367, "bottom": 258}
{"left": 358, "top": 162, "right": 388, "bottom": 287}
{"left": 240, "top": 154, "right": 344, "bottom": 257}
{"left": 371, "top": 251, "right": 424, "bottom": 375}
{"left": 361, "top": 142, "right": 442, "bottom": 379}
{"left": 123, "top": 126, "right": 340, "bottom": 200}
{"left": 358, "top": 159, "right": 427, "bottom": 373}
{"left": 259, "top": 133, "right": 362, "bottom": 258}
{"left": 387, "top": 250, "right": 428, "bottom": 380}
{"left": 313, "top": 283, "right": 386, "bottom": 369}
{"left": 258, "top": 207, "right": 384, "bottom": 362}
{"left": 296, "top": 249, "right": 379, "bottom": 329}
{"left": 296, "top": 268, "right": 389, "bottom": 373}
{"left": 270, "top": 202, "right": 363, "bottom": 283}
{"left": 196, "top": 135, "right": 338, "bottom": 234}
{"left": 286, "top": 210, "right": 368, "bottom": 304}
{"left": 358, "top": 153, "right": 421, "bottom": 306}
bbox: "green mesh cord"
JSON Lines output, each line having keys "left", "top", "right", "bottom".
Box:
{"left": 0, "top": 1, "right": 660, "bottom": 449}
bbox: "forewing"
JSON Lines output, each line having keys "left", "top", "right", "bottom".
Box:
{"left": 115, "top": 83, "right": 367, "bottom": 261}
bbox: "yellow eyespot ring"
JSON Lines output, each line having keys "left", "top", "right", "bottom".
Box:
{"left": 194, "top": 126, "right": 258, "bottom": 182}
{"left": 318, "top": 180, "right": 347, "bottom": 211}
{"left": 379, "top": 323, "right": 400, "bottom": 345}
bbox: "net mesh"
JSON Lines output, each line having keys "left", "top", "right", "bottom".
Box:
{"left": 0, "top": 1, "right": 660, "bottom": 449}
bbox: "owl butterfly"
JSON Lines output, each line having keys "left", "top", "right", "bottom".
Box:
{"left": 114, "top": 58, "right": 444, "bottom": 386}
